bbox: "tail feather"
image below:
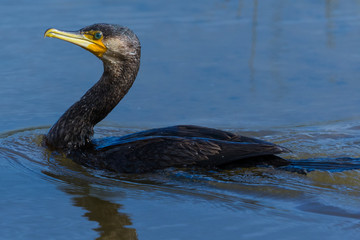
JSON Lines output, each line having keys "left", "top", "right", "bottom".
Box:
{"left": 280, "top": 157, "right": 360, "bottom": 173}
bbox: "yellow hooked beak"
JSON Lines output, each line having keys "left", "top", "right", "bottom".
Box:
{"left": 44, "top": 28, "right": 107, "bottom": 57}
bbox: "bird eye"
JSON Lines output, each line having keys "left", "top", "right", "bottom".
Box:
{"left": 94, "top": 31, "right": 103, "bottom": 40}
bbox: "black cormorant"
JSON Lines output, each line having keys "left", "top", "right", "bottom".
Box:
{"left": 44, "top": 23, "right": 289, "bottom": 173}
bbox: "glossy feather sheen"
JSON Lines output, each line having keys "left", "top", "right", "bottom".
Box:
{"left": 45, "top": 24, "right": 289, "bottom": 173}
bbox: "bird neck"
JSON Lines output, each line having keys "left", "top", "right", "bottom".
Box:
{"left": 45, "top": 58, "right": 140, "bottom": 150}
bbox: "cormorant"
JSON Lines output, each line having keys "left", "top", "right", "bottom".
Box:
{"left": 44, "top": 23, "right": 289, "bottom": 173}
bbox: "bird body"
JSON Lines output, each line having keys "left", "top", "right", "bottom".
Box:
{"left": 70, "top": 125, "right": 289, "bottom": 173}
{"left": 44, "top": 23, "right": 289, "bottom": 173}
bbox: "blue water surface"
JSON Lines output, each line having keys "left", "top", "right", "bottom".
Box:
{"left": 1, "top": 1, "right": 360, "bottom": 239}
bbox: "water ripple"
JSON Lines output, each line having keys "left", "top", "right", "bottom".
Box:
{"left": 1, "top": 125, "right": 360, "bottom": 223}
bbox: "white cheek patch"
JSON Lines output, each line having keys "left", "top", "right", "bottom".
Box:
{"left": 105, "top": 38, "right": 137, "bottom": 57}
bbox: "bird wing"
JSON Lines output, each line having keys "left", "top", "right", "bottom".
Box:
{"left": 92, "top": 135, "right": 287, "bottom": 173}
{"left": 108, "top": 125, "right": 278, "bottom": 145}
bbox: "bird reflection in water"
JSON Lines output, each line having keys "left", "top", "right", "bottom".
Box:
{"left": 42, "top": 154, "right": 138, "bottom": 240}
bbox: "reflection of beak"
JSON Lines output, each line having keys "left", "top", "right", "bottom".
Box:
{"left": 44, "top": 28, "right": 107, "bottom": 57}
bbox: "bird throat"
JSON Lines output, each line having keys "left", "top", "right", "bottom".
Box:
{"left": 45, "top": 59, "right": 140, "bottom": 150}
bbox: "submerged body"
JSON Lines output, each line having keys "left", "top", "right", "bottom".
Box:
{"left": 44, "top": 23, "right": 289, "bottom": 173}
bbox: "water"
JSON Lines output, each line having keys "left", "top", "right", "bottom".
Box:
{"left": 1, "top": 0, "right": 360, "bottom": 239}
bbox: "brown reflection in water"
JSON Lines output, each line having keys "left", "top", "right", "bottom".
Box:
{"left": 325, "top": 0, "right": 336, "bottom": 48}
{"left": 237, "top": 0, "right": 243, "bottom": 17}
{"left": 72, "top": 195, "right": 137, "bottom": 240}
{"left": 248, "top": 0, "right": 258, "bottom": 92}
{"left": 42, "top": 154, "right": 138, "bottom": 240}
{"left": 269, "top": 0, "right": 286, "bottom": 99}
{"left": 325, "top": 0, "right": 338, "bottom": 83}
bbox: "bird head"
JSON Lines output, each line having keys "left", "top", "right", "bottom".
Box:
{"left": 44, "top": 23, "right": 141, "bottom": 64}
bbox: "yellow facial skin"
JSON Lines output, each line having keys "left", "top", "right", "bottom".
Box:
{"left": 44, "top": 28, "right": 107, "bottom": 57}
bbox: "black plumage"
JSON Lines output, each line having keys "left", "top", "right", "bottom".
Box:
{"left": 44, "top": 23, "right": 289, "bottom": 173}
